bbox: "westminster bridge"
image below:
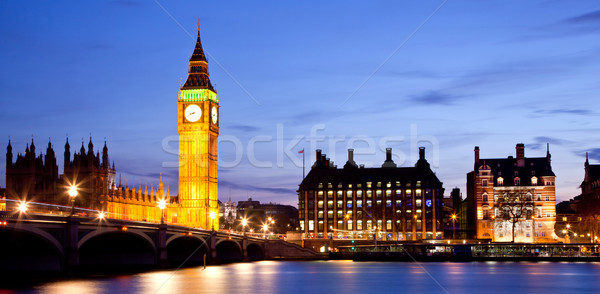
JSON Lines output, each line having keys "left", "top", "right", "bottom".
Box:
{"left": 0, "top": 202, "right": 322, "bottom": 274}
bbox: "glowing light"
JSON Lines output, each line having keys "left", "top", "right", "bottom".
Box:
{"left": 68, "top": 186, "right": 77, "bottom": 198}
{"left": 241, "top": 218, "right": 248, "bottom": 227}
{"left": 98, "top": 212, "right": 105, "bottom": 219}
{"left": 158, "top": 199, "right": 166, "bottom": 210}
{"left": 179, "top": 89, "right": 218, "bottom": 103}
{"left": 122, "top": 226, "right": 128, "bottom": 231}
{"left": 263, "top": 224, "right": 268, "bottom": 232}
{"left": 18, "top": 202, "right": 28, "bottom": 213}
{"left": 451, "top": 214, "right": 457, "bottom": 220}
{"left": 210, "top": 210, "right": 216, "bottom": 220}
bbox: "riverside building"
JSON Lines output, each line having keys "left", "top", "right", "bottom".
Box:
{"left": 298, "top": 148, "right": 444, "bottom": 241}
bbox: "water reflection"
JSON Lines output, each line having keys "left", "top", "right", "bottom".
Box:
{"left": 21, "top": 261, "right": 600, "bottom": 294}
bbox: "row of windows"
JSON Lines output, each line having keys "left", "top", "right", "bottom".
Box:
{"left": 483, "top": 177, "right": 554, "bottom": 186}
{"left": 300, "top": 219, "right": 441, "bottom": 231}
{"left": 480, "top": 193, "right": 552, "bottom": 202}
{"left": 316, "top": 181, "right": 424, "bottom": 189}
{"left": 300, "top": 198, "right": 436, "bottom": 210}
{"left": 306, "top": 189, "right": 437, "bottom": 199}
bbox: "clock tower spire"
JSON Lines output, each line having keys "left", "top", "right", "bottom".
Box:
{"left": 177, "top": 23, "right": 219, "bottom": 229}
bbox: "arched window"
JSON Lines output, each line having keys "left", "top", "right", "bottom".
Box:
{"left": 482, "top": 193, "right": 488, "bottom": 203}
{"left": 531, "top": 176, "right": 538, "bottom": 185}
{"left": 497, "top": 177, "right": 504, "bottom": 186}
{"left": 514, "top": 177, "right": 521, "bottom": 186}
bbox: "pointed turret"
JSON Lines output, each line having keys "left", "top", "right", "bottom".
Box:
{"left": 102, "top": 140, "right": 109, "bottom": 168}
{"left": 30, "top": 138, "right": 35, "bottom": 156}
{"left": 87, "top": 137, "right": 94, "bottom": 157}
{"left": 181, "top": 23, "right": 215, "bottom": 92}
{"left": 6, "top": 139, "right": 12, "bottom": 170}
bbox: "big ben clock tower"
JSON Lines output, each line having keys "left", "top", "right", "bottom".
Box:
{"left": 177, "top": 26, "right": 219, "bottom": 229}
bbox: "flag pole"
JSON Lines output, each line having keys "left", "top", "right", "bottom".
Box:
{"left": 302, "top": 149, "right": 305, "bottom": 179}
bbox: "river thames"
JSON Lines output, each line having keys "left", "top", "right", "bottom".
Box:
{"left": 7, "top": 261, "right": 600, "bottom": 293}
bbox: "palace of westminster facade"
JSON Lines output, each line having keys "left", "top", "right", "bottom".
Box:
{"left": 3, "top": 27, "right": 219, "bottom": 229}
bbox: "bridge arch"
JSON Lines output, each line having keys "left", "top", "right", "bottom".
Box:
{"left": 0, "top": 225, "right": 64, "bottom": 273}
{"left": 216, "top": 239, "right": 243, "bottom": 263}
{"left": 166, "top": 235, "right": 210, "bottom": 267}
{"left": 78, "top": 229, "right": 157, "bottom": 271}
{"left": 246, "top": 242, "right": 264, "bottom": 260}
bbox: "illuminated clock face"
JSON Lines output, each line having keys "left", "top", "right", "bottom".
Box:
{"left": 184, "top": 104, "right": 201, "bottom": 122}
{"left": 211, "top": 106, "right": 218, "bottom": 124}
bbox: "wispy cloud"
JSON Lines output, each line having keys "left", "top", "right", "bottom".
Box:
{"left": 220, "top": 179, "right": 296, "bottom": 196}
{"left": 408, "top": 91, "right": 462, "bottom": 106}
{"left": 534, "top": 109, "right": 595, "bottom": 116}
{"left": 564, "top": 10, "right": 600, "bottom": 26}
{"left": 227, "top": 124, "right": 261, "bottom": 132}
{"left": 586, "top": 148, "right": 600, "bottom": 162}
{"left": 111, "top": 0, "right": 142, "bottom": 7}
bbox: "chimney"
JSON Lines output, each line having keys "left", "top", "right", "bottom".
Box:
{"left": 316, "top": 149, "right": 322, "bottom": 162}
{"left": 382, "top": 148, "right": 397, "bottom": 168}
{"left": 516, "top": 143, "right": 525, "bottom": 167}
{"left": 419, "top": 147, "right": 425, "bottom": 160}
{"left": 474, "top": 146, "right": 480, "bottom": 164}
{"left": 344, "top": 148, "right": 358, "bottom": 169}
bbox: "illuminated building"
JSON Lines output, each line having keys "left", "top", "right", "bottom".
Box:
{"left": 298, "top": 148, "right": 445, "bottom": 241}
{"left": 176, "top": 25, "right": 219, "bottom": 229}
{"left": 3, "top": 25, "right": 219, "bottom": 228}
{"left": 5, "top": 137, "right": 170, "bottom": 222}
{"left": 466, "top": 143, "right": 556, "bottom": 242}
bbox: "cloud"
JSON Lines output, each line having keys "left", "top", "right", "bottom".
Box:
{"left": 110, "top": 0, "right": 142, "bottom": 7}
{"left": 219, "top": 180, "right": 296, "bottom": 195}
{"left": 587, "top": 148, "right": 600, "bottom": 162}
{"left": 564, "top": 10, "right": 600, "bottom": 25}
{"left": 528, "top": 136, "right": 571, "bottom": 150}
{"left": 533, "top": 109, "right": 595, "bottom": 116}
{"left": 227, "top": 124, "right": 261, "bottom": 132}
{"left": 408, "top": 91, "right": 462, "bottom": 106}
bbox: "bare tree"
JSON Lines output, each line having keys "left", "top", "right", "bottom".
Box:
{"left": 577, "top": 192, "right": 600, "bottom": 242}
{"left": 496, "top": 189, "right": 534, "bottom": 243}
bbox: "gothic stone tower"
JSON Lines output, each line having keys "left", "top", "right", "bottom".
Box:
{"left": 177, "top": 26, "right": 219, "bottom": 229}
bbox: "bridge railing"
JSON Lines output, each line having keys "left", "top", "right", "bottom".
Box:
{"left": 0, "top": 198, "right": 163, "bottom": 224}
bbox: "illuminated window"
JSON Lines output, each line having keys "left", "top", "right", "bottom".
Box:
{"left": 318, "top": 220, "right": 324, "bottom": 231}
{"left": 318, "top": 183, "right": 323, "bottom": 188}
{"left": 396, "top": 200, "right": 402, "bottom": 207}
{"left": 406, "top": 189, "right": 412, "bottom": 198}
{"left": 318, "top": 191, "right": 323, "bottom": 197}
{"left": 318, "top": 211, "right": 323, "bottom": 218}
{"left": 357, "top": 200, "right": 363, "bottom": 208}
{"left": 497, "top": 177, "right": 504, "bottom": 186}
{"left": 377, "top": 182, "right": 382, "bottom": 188}
{"left": 327, "top": 201, "right": 333, "bottom": 209}
{"left": 416, "top": 189, "right": 422, "bottom": 197}
{"left": 386, "top": 200, "right": 392, "bottom": 207}
{"left": 377, "top": 220, "right": 382, "bottom": 229}
{"left": 327, "top": 191, "right": 333, "bottom": 198}
{"left": 386, "top": 190, "right": 392, "bottom": 197}
{"left": 327, "top": 183, "right": 332, "bottom": 188}
{"left": 346, "top": 191, "right": 353, "bottom": 197}
{"left": 347, "top": 220, "right": 353, "bottom": 230}
{"left": 318, "top": 201, "right": 324, "bottom": 208}
{"left": 366, "top": 182, "right": 372, "bottom": 188}
{"left": 562, "top": 217, "right": 567, "bottom": 222}
{"left": 348, "top": 184, "right": 352, "bottom": 188}
{"left": 386, "top": 220, "right": 392, "bottom": 230}
{"left": 416, "top": 181, "right": 421, "bottom": 187}
{"left": 337, "top": 220, "right": 343, "bottom": 230}
{"left": 425, "top": 199, "right": 432, "bottom": 208}
{"left": 367, "top": 190, "right": 372, "bottom": 198}
{"left": 357, "top": 191, "right": 363, "bottom": 197}
{"left": 366, "top": 200, "right": 372, "bottom": 207}
{"left": 376, "top": 190, "right": 382, "bottom": 197}
{"left": 386, "top": 182, "right": 392, "bottom": 188}
{"left": 366, "top": 220, "right": 372, "bottom": 230}
{"left": 327, "top": 211, "right": 333, "bottom": 218}
{"left": 357, "top": 220, "right": 363, "bottom": 230}
{"left": 337, "top": 200, "right": 343, "bottom": 208}
{"left": 347, "top": 201, "right": 353, "bottom": 208}
{"left": 531, "top": 177, "right": 538, "bottom": 185}
{"left": 514, "top": 177, "right": 520, "bottom": 185}
{"left": 300, "top": 220, "right": 305, "bottom": 230}
{"left": 396, "top": 181, "right": 401, "bottom": 186}
{"left": 337, "top": 211, "right": 343, "bottom": 218}
{"left": 416, "top": 199, "right": 422, "bottom": 207}
{"left": 308, "top": 220, "right": 314, "bottom": 231}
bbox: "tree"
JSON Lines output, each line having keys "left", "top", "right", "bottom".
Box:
{"left": 577, "top": 192, "right": 600, "bottom": 242}
{"left": 496, "top": 189, "right": 534, "bottom": 243}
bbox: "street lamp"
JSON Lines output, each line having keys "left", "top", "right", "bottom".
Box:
{"left": 210, "top": 210, "right": 216, "bottom": 231}
{"left": 263, "top": 223, "right": 269, "bottom": 239}
{"left": 451, "top": 214, "right": 457, "bottom": 240}
{"left": 241, "top": 218, "right": 248, "bottom": 234}
{"left": 68, "top": 186, "right": 77, "bottom": 216}
{"left": 18, "top": 201, "right": 28, "bottom": 213}
{"left": 158, "top": 199, "right": 166, "bottom": 224}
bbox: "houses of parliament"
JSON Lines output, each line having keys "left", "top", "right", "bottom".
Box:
{"left": 3, "top": 26, "right": 220, "bottom": 229}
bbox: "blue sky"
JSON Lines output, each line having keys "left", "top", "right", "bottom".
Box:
{"left": 1, "top": 1, "right": 599, "bottom": 206}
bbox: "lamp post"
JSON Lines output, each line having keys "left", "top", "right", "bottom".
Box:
{"left": 451, "top": 214, "right": 457, "bottom": 240}
{"left": 158, "top": 199, "right": 166, "bottom": 224}
{"left": 210, "top": 210, "right": 216, "bottom": 231}
{"left": 241, "top": 218, "right": 248, "bottom": 235}
{"left": 68, "top": 186, "right": 77, "bottom": 217}
{"left": 263, "top": 223, "right": 269, "bottom": 239}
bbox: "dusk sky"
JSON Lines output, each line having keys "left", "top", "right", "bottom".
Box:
{"left": 1, "top": 1, "right": 599, "bottom": 206}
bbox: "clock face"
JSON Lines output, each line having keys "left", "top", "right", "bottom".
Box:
{"left": 211, "top": 106, "right": 218, "bottom": 124}
{"left": 184, "top": 104, "right": 201, "bottom": 122}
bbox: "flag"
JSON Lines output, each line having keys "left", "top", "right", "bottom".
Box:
{"left": 298, "top": 149, "right": 304, "bottom": 154}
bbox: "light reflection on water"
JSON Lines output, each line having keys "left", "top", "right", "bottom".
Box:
{"left": 24, "top": 261, "right": 600, "bottom": 294}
